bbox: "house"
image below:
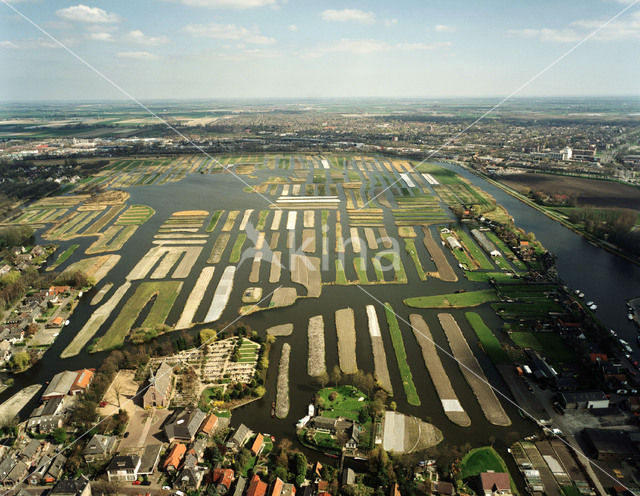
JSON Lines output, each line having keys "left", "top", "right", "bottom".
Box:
{"left": 42, "top": 371, "right": 78, "bottom": 400}
{"left": 27, "top": 415, "right": 63, "bottom": 434}
{"left": 226, "top": 424, "right": 253, "bottom": 451}
{"left": 83, "top": 434, "right": 117, "bottom": 464}
{"left": 70, "top": 369, "right": 94, "bottom": 394}
{"left": 143, "top": 361, "right": 173, "bottom": 408}
{"left": 44, "top": 455, "right": 67, "bottom": 484}
{"left": 0, "top": 458, "right": 16, "bottom": 485}
{"left": 19, "top": 438, "right": 42, "bottom": 462}
{"left": 251, "top": 433, "right": 265, "bottom": 456}
{"left": 341, "top": 468, "right": 355, "bottom": 486}
{"left": 5, "top": 461, "right": 29, "bottom": 487}
{"left": 233, "top": 476, "right": 247, "bottom": 496}
{"left": 281, "top": 483, "right": 296, "bottom": 496}
{"left": 480, "top": 472, "right": 512, "bottom": 496}
{"left": 200, "top": 414, "right": 219, "bottom": 436}
{"left": 446, "top": 236, "right": 463, "bottom": 251}
{"left": 163, "top": 444, "right": 187, "bottom": 472}
{"left": 560, "top": 391, "right": 609, "bottom": 410}
{"left": 432, "top": 481, "right": 454, "bottom": 496}
{"left": 246, "top": 474, "right": 268, "bottom": 496}
{"left": 312, "top": 417, "right": 337, "bottom": 434}
{"left": 213, "top": 468, "right": 235, "bottom": 494}
{"left": 176, "top": 467, "right": 206, "bottom": 492}
{"left": 28, "top": 455, "right": 52, "bottom": 485}
{"left": 47, "top": 317, "right": 64, "bottom": 329}
{"left": 164, "top": 409, "right": 207, "bottom": 443}
{"left": 271, "top": 477, "right": 284, "bottom": 496}
{"left": 345, "top": 424, "right": 362, "bottom": 450}
{"left": 583, "top": 429, "right": 640, "bottom": 461}
{"left": 50, "top": 478, "right": 92, "bottom": 496}
{"left": 190, "top": 438, "right": 207, "bottom": 461}
{"left": 106, "top": 455, "right": 141, "bottom": 482}
{"left": 47, "top": 286, "right": 71, "bottom": 298}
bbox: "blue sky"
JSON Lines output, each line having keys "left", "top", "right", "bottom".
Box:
{"left": 1, "top": 0, "right": 639, "bottom": 101}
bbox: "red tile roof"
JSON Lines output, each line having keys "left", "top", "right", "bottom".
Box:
{"left": 200, "top": 414, "right": 218, "bottom": 435}
{"left": 251, "top": 433, "right": 264, "bottom": 455}
{"left": 163, "top": 443, "right": 186, "bottom": 470}
{"left": 271, "top": 477, "right": 284, "bottom": 496}
{"left": 213, "top": 468, "right": 235, "bottom": 490}
{"left": 246, "top": 475, "right": 267, "bottom": 496}
{"left": 480, "top": 472, "right": 510, "bottom": 492}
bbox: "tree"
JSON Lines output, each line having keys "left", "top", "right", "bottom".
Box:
{"left": 200, "top": 328, "right": 217, "bottom": 345}
{"left": 52, "top": 427, "right": 67, "bottom": 444}
{"left": 316, "top": 372, "right": 329, "bottom": 389}
{"left": 293, "top": 452, "right": 307, "bottom": 487}
{"left": 331, "top": 365, "right": 342, "bottom": 388}
{"left": 9, "top": 351, "right": 30, "bottom": 371}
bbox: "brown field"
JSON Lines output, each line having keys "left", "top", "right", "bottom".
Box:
{"left": 499, "top": 173, "right": 640, "bottom": 210}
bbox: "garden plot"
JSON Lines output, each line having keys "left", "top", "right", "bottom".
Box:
{"left": 90, "top": 282, "right": 113, "bottom": 306}
{"left": 392, "top": 195, "right": 448, "bottom": 226}
{"left": 438, "top": 313, "right": 511, "bottom": 426}
{"left": 267, "top": 324, "right": 293, "bottom": 337}
{"left": 303, "top": 210, "right": 315, "bottom": 228}
{"left": 204, "top": 266, "right": 236, "bottom": 322}
{"left": 364, "top": 228, "right": 379, "bottom": 250}
{"left": 62, "top": 254, "right": 120, "bottom": 283}
{"left": 422, "top": 227, "right": 457, "bottom": 282}
{"left": 290, "top": 254, "right": 321, "bottom": 297}
{"left": 335, "top": 308, "right": 358, "bottom": 374}
{"left": 86, "top": 225, "right": 138, "bottom": 254}
{"left": 269, "top": 232, "right": 280, "bottom": 249}
{"left": 409, "top": 314, "right": 470, "bottom": 427}
{"left": 301, "top": 229, "right": 316, "bottom": 253}
{"left": 239, "top": 209, "right": 254, "bottom": 230}
{"left": 307, "top": 315, "right": 326, "bottom": 377}
{"left": 249, "top": 251, "right": 263, "bottom": 283}
{"left": 273, "top": 196, "right": 340, "bottom": 210}
{"left": 384, "top": 303, "right": 420, "bottom": 406}
{"left": 222, "top": 210, "right": 240, "bottom": 231}
{"left": 349, "top": 228, "right": 362, "bottom": 253}
{"left": 382, "top": 411, "right": 443, "bottom": 453}
{"left": 275, "top": 343, "right": 291, "bottom": 419}
{"left": 399, "top": 173, "right": 416, "bottom": 188}
{"left": 366, "top": 305, "right": 393, "bottom": 394}
{"left": 96, "top": 281, "right": 182, "bottom": 352}
{"left": 286, "top": 211, "right": 298, "bottom": 230}
{"left": 61, "top": 282, "right": 131, "bottom": 358}
{"left": 269, "top": 251, "right": 282, "bottom": 283}
{"left": 271, "top": 210, "right": 283, "bottom": 230}
{"left": 206, "top": 210, "right": 223, "bottom": 232}
{"left": 128, "top": 246, "right": 202, "bottom": 280}
{"left": 175, "top": 266, "right": 216, "bottom": 329}
{"left": 208, "top": 233, "right": 230, "bottom": 263}
{"left": 422, "top": 173, "right": 439, "bottom": 185}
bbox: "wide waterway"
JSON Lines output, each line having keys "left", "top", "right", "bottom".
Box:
{"left": 0, "top": 160, "right": 638, "bottom": 482}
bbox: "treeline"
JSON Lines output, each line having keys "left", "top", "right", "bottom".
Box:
{"left": 568, "top": 207, "right": 640, "bottom": 256}
{"left": 0, "top": 225, "right": 33, "bottom": 248}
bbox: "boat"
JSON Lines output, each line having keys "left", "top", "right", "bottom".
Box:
{"left": 578, "top": 292, "right": 584, "bottom": 298}
{"left": 590, "top": 304, "right": 597, "bottom": 311}
{"left": 630, "top": 313, "right": 635, "bottom": 321}
{"left": 64, "top": 320, "right": 70, "bottom": 326}
{"left": 586, "top": 301, "right": 594, "bottom": 306}
{"left": 270, "top": 401, "right": 275, "bottom": 418}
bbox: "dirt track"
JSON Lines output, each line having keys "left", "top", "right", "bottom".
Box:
{"left": 409, "top": 314, "right": 471, "bottom": 427}
{"left": 438, "top": 313, "right": 511, "bottom": 426}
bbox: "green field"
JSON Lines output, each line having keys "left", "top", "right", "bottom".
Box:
{"left": 353, "top": 257, "right": 369, "bottom": 284}
{"left": 384, "top": 303, "right": 421, "bottom": 406}
{"left": 377, "top": 251, "right": 408, "bottom": 283}
{"left": 459, "top": 446, "right": 517, "bottom": 495}
{"left": 206, "top": 210, "right": 223, "bottom": 232}
{"left": 465, "top": 312, "right": 510, "bottom": 365}
{"left": 94, "top": 281, "right": 182, "bottom": 351}
{"left": 510, "top": 332, "right": 574, "bottom": 363}
{"left": 317, "top": 386, "right": 369, "bottom": 421}
{"left": 46, "top": 244, "right": 79, "bottom": 271}
{"left": 405, "top": 289, "right": 498, "bottom": 308}
{"left": 229, "top": 233, "right": 247, "bottom": 263}
{"left": 455, "top": 229, "right": 494, "bottom": 270}
{"left": 335, "top": 259, "right": 348, "bottom": 285}
{"left": 404, "top": 239, "right": 427, "bottom": 280}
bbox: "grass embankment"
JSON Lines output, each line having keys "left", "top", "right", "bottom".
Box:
{"left": 335, "top": 260, "right": 348, "bottom": 285}
{"left": 404, "top": 239, "right": 427, "bottom": 280}
{"left": 353, "top": 257, "right": 369, "bottom": 284}
{"left": 206, "top": 210, "right": 223, "bottom": 232}
{"left": 465, "top": 271, "right": 518, "bottom": 283}
{"left": 46, "top": 244, "right": 79, "bottom": 271}
{"left": 384, "top": 303, "right": 420, "bottom": 406}
{"left": 465, "top": 312, "right": 510, "bottom": 365}
{"left": 94, "top": 281, "right": 181, "bottom": 351}
{"left": 229, "top": 233, "right": 247, "bottom": 263}
{"left": 405, "top": 289, "right": 498, "bottom": 309}
{"left": 459, "top": 447, "right": 518, "bottom": 496}
{"left": 377, "top": 251, "right": 407, "bottom": 283}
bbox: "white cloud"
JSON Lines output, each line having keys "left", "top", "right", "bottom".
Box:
{"left": 167, "top": 0, "right": 277, "bottom": 8}
{"left": 0, "top": 41, "right": 18, "bottom": 49}
{"left": 184, "top": 22, "right": 274, "bottom": 44}
{"left": 435, "top": 24, "right": 455, "bottom": 32}
{"left": 88, "top": 32, "right": 113, "bottom": 42}
{"left": 321, "top": 9, "right": 376, "bottom": 24}
{"left": 125, "top": 30, "right": 169, "bottom": 46}
{"left": 384, "top": 18, "right": 398, "bottom": 27}
{"left": 508, "top": 11, "right": 640, "bottom": 42}
{"left": 288, "top": 24, "right": 298, "bottom": 32}
{"left": 218, "top": 47, "right": 281, "bottom": 60}
{"left": 396, "top": 41, "right": 451, "bottom": 50}
{"left": 117, "top": 51, "right": 158, "bottom": 60}
{"left": 56, "top": 4, "right": 120, "bottom": 23}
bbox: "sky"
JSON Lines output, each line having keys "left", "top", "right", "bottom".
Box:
{"left": 1, "top": 0, "right": 639, "bottom": 101}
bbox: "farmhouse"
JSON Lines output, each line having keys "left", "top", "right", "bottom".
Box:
{"left": 163, "top": 444, "right": 186, "bottom": 472}
{"left": 83, "top": 434, "right": 117, "bottom": 464}
{"left": 164, "top": 408, "right": 206, "bottom": 443}
{"left": 226, "top": 424, "right": 253, "bottom": 451}
{"left": 143, "top": 361, "right": 173, "bottom": 408}
{"left": 106, "top": 455, "right": 141, "bottom": 482}
{"left": 480, "top": 472, "right": 512, "bottom": 496}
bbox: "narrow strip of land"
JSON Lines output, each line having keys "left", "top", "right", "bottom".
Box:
{"left": 275, "top": 343, "right": 291, "bottom": 419}
{"left": 422, "top": 227, "right": 457, "bottom": 282}
{"left": 335, "top": 307, "right": 358, "bottom": 374}
{"left": 307, "top": 315, "right": 326, "bottom": 377}
{"left": 366, "top": 305, "right": 393, "bottom": 394}
{"left": 204, "top": 266, "right": 236, "bottom": 322}
{"left": 175, "top": 266, "right": 215, "bottom": 329}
